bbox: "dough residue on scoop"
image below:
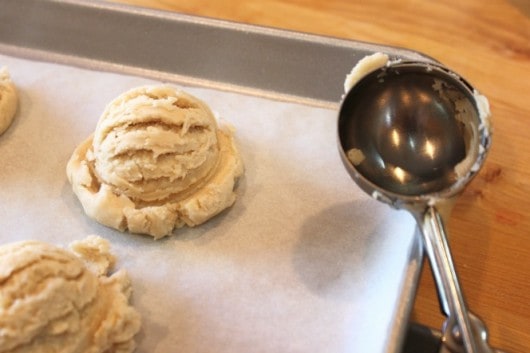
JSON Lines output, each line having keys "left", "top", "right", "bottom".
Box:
{"left": 0, "top": 67, "right": 18, "bottom": 135}
{"left": 346, "top": 148, "right": 365, "bottom": 165}
{"left": 343, "top": 52, "right": 389, "bottom": 94}
{"left": 0, "top": 236, "right": 141, "bottom": 353}
{"left": 67, "top": 85, "right": 244, "bottom": 239}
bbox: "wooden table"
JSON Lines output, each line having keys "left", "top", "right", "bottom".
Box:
{"left": 113, "top": 1, "right": 530, "bottom": 352}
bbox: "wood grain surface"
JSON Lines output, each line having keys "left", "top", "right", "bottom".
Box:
{"left": 112, "top": 1, "right": 530, "bottom": 352}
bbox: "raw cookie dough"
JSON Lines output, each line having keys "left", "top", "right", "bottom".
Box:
{"left": 343, "top": 52, "right": 389, "bottom": 94}
{"left": 0, "top": 236, "right": 141, "bottom": 353}
{"left": 67, "top": 85, "right": 244, "bottom": 239}
{"left": 0, "top": 67, "right": 18, "bottom": 135}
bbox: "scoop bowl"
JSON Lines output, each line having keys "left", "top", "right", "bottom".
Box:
{"left": 338, "top": 60, "right": 496, "bottom": 353}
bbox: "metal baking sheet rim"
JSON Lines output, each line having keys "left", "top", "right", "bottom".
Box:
{"left": 0, "top": 0, "right": 436, "bottom": 110}
{"left": 0, "top": 1, "right": 430, "bottom": 352}
{"left": 0, "top": 42, "right": 338, "bottom": 110}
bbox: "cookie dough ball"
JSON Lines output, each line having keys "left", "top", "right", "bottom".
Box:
{"left": 0, "top": 236, "right": 141, "bottom": 353}
{"left": 0, "top": 67, "right": 18, "bottom": 135}
{"left": 67, "top": 85, "right": 244, "bottom": 239}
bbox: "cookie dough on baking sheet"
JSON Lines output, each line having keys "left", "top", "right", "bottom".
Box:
{"left": 0, "top": 236, "right": 141, "bottom": 353}
{"left": 0, "top": 67, "right": 17, "bottom": 135}
{"left": 0, "top": 52, "right": 419, "bottom": 353}
{"left": 67, "top": 85, "right": 244, "bottom": 239}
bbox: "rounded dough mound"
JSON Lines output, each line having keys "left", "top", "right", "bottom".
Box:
{"left": 0, "top": 67, "right": 18, "bottom": 135}
{"left": 67, "top": 85, "right": 244, "bottom": 239}
{"left": 0, "top": 236, "right": 141, "bottom": 353}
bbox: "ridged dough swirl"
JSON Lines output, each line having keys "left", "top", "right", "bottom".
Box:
{"left": 67, "top": 85, "right": 244, "bottom": 238}
{"left": 0, "top": 236, "right": 141, "bottom": 353}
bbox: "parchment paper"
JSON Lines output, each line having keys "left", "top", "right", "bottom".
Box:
{"left": 0, "top": 53, "right": 418, "bottom": 353}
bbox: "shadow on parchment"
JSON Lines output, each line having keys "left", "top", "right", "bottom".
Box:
{"left": 292, "top": 198, "right": 406, "bottom": 301}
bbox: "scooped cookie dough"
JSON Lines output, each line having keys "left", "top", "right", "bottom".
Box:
{"left": 0, "top": 236, "right": 141, "bottom": 353}
{"left": 0, "top": 67, "right": 18, "bottom": 135}
{"left": 67, "top": 85, "right": 244, "bottom": 239}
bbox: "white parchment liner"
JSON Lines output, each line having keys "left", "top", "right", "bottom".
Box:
{"left": 0, "top": 54, "right": 417, "bottom": 353}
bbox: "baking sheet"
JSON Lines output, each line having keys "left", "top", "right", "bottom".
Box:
{"left": 0, "top": 0, "right": 431, "bottom": 352}
{"left": 0, "top": 0, "right": 433, "bottom": 108}
{"left": 0, "top": 53, "right": 419, "bottom": 353}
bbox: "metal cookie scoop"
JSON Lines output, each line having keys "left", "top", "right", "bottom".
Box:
{"left": 338, "top": 60, "right": 499, "bottom": 353}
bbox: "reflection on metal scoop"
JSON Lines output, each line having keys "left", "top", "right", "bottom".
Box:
{"left": 338, "top": 60, "right": 499, "bottom": 353}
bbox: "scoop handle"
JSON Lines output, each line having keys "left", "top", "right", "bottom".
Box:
{"left": 419, "top": 206, "right": 482, "bottom": 353}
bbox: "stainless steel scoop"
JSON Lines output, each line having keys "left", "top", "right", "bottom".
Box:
{"left": 338, "top": 61, "right": 499, "bottom": 353}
